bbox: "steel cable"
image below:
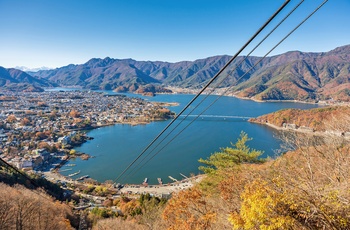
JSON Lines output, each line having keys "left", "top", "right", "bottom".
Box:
{"left": 123, "top": 0, "right": 328, "bottom": 182}
{"left": 114, "top": 0, "right": 291, "bottom": 183}
{"left": 121, "top": 0, "right": 305, "bottom": 182}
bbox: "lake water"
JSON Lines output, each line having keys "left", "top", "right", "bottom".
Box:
{"left": 56, "top": 90, "right": 320, "bottom": 184}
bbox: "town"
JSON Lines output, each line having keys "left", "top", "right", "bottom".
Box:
{"left": 0, "top": 90, "right": 175, "bottom": 173}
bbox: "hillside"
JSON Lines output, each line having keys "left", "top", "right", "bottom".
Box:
{"left": 249, "top": 106, "right": 350, "bottom": 132}
{"left": 233, "top": 45, "right": 350, "bottom": 102}
{"left": 0, "top": 67, "right": 56, "bottom": 92}
{"left": 0, "top": 183, "right": 75, "bottom": 230}
{"left": 30, "top": 44, "right": 350, "bottom": 101}
{"left": 2, "top": 44, "right": 350, "bottom": 100}
{"left": 0, "top": 159, "right": 78, "bottom": 229}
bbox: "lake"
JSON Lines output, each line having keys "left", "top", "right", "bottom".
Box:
{"left": 57, "top": 91, "right": 320, "bottom": 184}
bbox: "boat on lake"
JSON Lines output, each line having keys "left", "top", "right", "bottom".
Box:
{"left": 157, "top": 178, "right": 163, "bottom": 185}
{"left": 76, "top": 175, "right": 89, "bottom": 181}
{"left": 68, "top": 170, "right": 81, "bottom": 177}
{"left": 59, "top": 168, "right": 72, "bottom": 172}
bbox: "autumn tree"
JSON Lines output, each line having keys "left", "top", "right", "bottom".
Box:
{"left": 69, "top": 109, "right": 80, "bottom": 118}
{"left": 0, "top": 183, "right": 73, "bottom": 230}
{"left": 6, "top": 114, "right": 17, "bottom": 123}
{"left": 93, "top": 218, "right": 147, "bottom": 230}
{"left": 37, "top": 101, "right": 48, "bottom": 107}
{"left": 69, "top": 149, "right": 76, "bottom": 155}
{"left": 162, "top": 188, "right": 216, "bottom": 230}
{"left": 138, "top": 194, "right": 167, "bottom": 227}
{"left": 103, "top": 199, "right": 113, "bottom": 207}
{"left": 163, "top": 116, "right": 350, "bottom": 230}
{"left": 20, "top": 117, "right": 30, "bottom": 126}
{"left": 38, "top": 141, "right": 50, "bottom": 149}
{"left": 119, "top": 198, "right": 142, "bottom": 217}
{"left": 228, "top": 179, "right": 296, "bottom": 230}
{"left": 35, "top": 132, "right": 47, "bottom": 140}
{"left": 228, "top": 113, "right": 350, "bottom": 229}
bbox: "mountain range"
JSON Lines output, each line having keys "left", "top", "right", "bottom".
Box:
{"left": 0, "top": 67, "right": 56, "bottom": 92}
{"left": 15, "top": 66, "right": 51, "bottom": 72}
{"left": 1, "top": 44, "right": 350, "bottom": 101}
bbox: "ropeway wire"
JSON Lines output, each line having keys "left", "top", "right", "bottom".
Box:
{"left": 0, "top": 157, "right": 56, "bottom": 202}
{"left": 190, "top": 0, "right": 305, "bottom": 90}
{"left": 123, "top": 0, "right": 329, "bottom": 181}
{"left": 114, "top": 0, "right": 291, "bottom": 183}
{"left": 121, "top": 0, "right": 305, "bottom": 181}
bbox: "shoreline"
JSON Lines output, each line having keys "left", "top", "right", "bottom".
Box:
{"left": 47, "top": 86, "right": 349, "bottom": 106}
{"left": 55, "top": 116, "right": 176, "bottom": 181}
{"left": 51, "top": 88, "right": 346, "bottom": 184}
{"left": 164, "top": 86, "right": 346, "bottom": 106}
{"left": 47, "top": 163, "right": 204, "bottom": 187}
{"left": 119, "top": 174, "right": 204, "bottom": 196}
{"left": 249, "top": 120, "right": 350, "bottom": 139}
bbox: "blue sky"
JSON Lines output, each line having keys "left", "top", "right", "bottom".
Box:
{"left": 0, "top": 0, "right": 349, "bottom": 68}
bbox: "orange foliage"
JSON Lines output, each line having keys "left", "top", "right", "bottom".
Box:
{"left": 162, "top": 188, "right": 216, "bottom": 230}
{"left": 6, "top": 115, "right": 17, "bottom": 123}
{"left": 35, "top": 132, "right": 47, "bottom": 140}
{"left": 0, "top": 183, "right": 73, "bottom": 229}
{"left": 162, "top": 128, "right": 350, "bottom": 229}
{"left": 20, "top": 117, "right": 30, "bottom": 126}
{"left": 38, "top": 141, "right": 50, "bottom": 150}
{"left": 119, "top": 198, "right": 142, "bottom": 217}
{"left": 69, "top": 109, "right": 80, "bottom": 118}
{"left": 250, "top": 106, "right": 350, "bottom": 131}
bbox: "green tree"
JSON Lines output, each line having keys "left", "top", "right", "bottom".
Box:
{"left": 198, "top": 132, "right": 264, "bottom": 175}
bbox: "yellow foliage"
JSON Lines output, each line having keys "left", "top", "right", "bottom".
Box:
{"left": 229, "top": 179, "right": 294, "bottom": 230}
{"left": 69, "top": 149, "right": 76, "bottom": 155}
{"left": 161, "top": 130, "right": 350, "bottom": 229}
{"left": 119, "top": 199, "right": 142, "bottom": 217}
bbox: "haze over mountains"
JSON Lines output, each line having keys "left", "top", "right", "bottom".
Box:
{"left": 0, "top": 66, "right": 56, "bottom": 92}
{"left": 1, "top": 44, "right": 350, "bottom": 101}
{"left": 15, "top": 66, "right": 51, "bottom": 72}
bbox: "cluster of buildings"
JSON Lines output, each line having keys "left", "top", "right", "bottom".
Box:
{"left": 9, "top": 148, "right": 61, "bottom": 171}
{"left": 0, "top": 90, "right": 174, "bottom": 171}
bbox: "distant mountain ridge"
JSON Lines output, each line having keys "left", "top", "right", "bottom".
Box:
{"left": 231, "top": 45, "right": 350, "bottom": 102}
{"left": 0, "top": 67, "right": 57, "bottom": 92}
{"left": 15, "top": 66, "right": 51, "bottom": 72}
{"left": 1, "top": 44, "right": 350, "bottom": 101}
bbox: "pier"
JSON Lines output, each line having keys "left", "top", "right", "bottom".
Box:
{"left": 157, "top": 178, "right": 163, "bottom": 185}
{"left": 168, "top": 176, "right": 178, "bottom": 182}
{"left": 68, "top": 170, "right": 81, "bottom": 177}
{"left": 180, "top": 173, "right": 189, "bottom": 179}
{"left": 119, "top": 175, "right": 204, "bottom": 198}
{"left": 76, "top": 175, "right": 89, "bottom": 181}
{"left": 59, "top": 168, "right": 72, "bottom": 172}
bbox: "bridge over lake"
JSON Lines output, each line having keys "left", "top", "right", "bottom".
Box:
{"left": 179, "top": 114, "right": 252, "bottom": 120}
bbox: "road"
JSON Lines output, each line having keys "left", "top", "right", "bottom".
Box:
{"left": 119, "top": 176, "right": 203, "bottom": 196}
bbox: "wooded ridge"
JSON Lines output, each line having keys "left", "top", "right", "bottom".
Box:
{"left": 1, "top": 44, "right": 350, "bottom": 101}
